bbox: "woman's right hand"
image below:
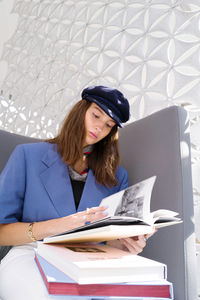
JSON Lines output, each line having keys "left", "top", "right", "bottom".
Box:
{"left": 0, "top": 206, "right": 108, "bottom": 246}
{"left": 52, "top": 205, "right": 108, "bottom": 236}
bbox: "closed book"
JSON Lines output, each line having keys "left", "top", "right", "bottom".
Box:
{"left": 36, "top": 242, "right": 167, "bottom": 284}
{"left": 35, "top": 254, "right": 173, "bottom": 298}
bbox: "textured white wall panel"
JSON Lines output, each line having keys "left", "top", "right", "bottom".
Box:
{"left": 0, "top": 0, "right": 199, "bottom": 137}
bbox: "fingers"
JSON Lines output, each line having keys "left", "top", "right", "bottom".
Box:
{"left": 61, "top": 206, "right": 109, "bottom": 233}
{"left": 84, "top": 210, "right": 108, "bottom": 223}
{"left": 73, "top": 206, "right": 108, "bottom": 226}
{"left": 145, "top": 228, "right": 157, "bottom": 239}
{"left": 120, "top": 235, "right": 147, "bottom": 254}
{"left": 85, "top": 206, "right": 108, "bottom": 215}
{"left": 78, "top": 206, "right": 107, "bottom": 217}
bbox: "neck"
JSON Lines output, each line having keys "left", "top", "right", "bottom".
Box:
{"left": 73, "top": 156, "right": 88, "bottom": 174}
{"left": 72, "top": 145, "right": 93, "bottom": 174}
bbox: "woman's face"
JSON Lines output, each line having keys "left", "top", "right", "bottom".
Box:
{"left": 84, "top": 102, "right": 116, "bottom": 147}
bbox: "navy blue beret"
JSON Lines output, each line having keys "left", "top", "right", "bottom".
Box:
{"left": 81, "top": 86, "right": 130, "bottom": 127}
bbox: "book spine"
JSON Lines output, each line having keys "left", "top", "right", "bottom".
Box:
{"left": 35, "top": 256, "right": 50, "bottom": 290}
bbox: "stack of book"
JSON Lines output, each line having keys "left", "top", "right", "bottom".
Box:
{"left": 35, "top": 242, "right": 173, "bottom": 299}
{"left": 35, "top": 177, "right": 179, "bottom": 299}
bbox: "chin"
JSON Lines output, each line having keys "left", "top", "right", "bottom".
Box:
{"left": 85, "top": 138, "right": 97, "bottom": 146}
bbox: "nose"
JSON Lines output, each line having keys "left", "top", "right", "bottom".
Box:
{"left": 95, "top": 121, "right": 104, "bottom": 132}
{"left": 95, "top": 126, "right": 102, "bottom": 132}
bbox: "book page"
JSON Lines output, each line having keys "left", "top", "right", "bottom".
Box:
{"left": 100, "top": 176, "right": 156, "bottom": 223}
{"left": 151, "top": 209, "right": 179, "bottom": 218}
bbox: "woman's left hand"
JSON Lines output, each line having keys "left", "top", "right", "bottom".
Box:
{"left": 107, "top": 232, "right": 155, "bottom": 254}
{"left": 119, "top": 235, "right": 149, "bottom": 254}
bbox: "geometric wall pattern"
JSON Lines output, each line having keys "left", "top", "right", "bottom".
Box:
{"left": 0, "top": 0, "right": 200, "bottom": 293}
{"left": 0, "top": 0, "right": 200, "bottom": 138}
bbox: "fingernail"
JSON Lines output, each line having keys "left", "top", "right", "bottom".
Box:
{"left": 102, "top": 211, "right": 108, "bottom": 216}
{"left": 102, "top": 205, "right": 109, "bottom": 209}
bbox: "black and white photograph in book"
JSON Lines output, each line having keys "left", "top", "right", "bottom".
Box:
{"left": 115, "top": 184, "right": 145, "bottom": 219}
{"left": 101, "top": 175, "right": 156, "bottom": 222}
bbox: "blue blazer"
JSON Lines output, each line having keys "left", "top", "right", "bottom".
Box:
{"left": 0, "top": 142, "right": 129, "bottom": 223}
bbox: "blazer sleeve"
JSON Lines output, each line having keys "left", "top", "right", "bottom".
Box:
{"left": 0, "top": 145, "right": 26, "bottom": 223}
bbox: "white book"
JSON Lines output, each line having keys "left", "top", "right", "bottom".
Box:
{"left": 43, "top": 176, "right": 182, "bottom": 244}
{"left": 36, "top": 242, "right": 167, "bottom": 285}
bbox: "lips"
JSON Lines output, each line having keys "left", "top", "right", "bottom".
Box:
{"left": 89, "top": 131, "right": 98, "bottom": 139}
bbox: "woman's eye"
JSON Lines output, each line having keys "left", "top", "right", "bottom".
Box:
{"left": 106, "top": 123, "right": 112, "bottom": 128}
{"left": 93, "top": 113, "right": 99, "bottom": 119}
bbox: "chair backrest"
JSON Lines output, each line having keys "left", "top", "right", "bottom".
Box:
{"left": 0, "top": 107, "right": 198, "bottom": 300}
{"left": 118, "top": 106, "right": 197, "bottom": 300}
{"left": 0, "top": 130, "right": 41, "bottom": 260}
{"left": 0, "top": 130, "right": 41, "bottom": 173}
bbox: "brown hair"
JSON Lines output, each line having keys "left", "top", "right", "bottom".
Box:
{"left": 47, "top": 99, "right": 120, "bottom": 187}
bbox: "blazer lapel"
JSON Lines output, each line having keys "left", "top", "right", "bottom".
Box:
{"left": 40, "top": 147, "right": 76, "bottom": 217}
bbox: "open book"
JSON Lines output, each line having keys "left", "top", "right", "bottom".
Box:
{"left": 100, "top": 176, "right": 181, "bottom": 227}
{"left": 43, "top": 176, "right": 182, "bottom": 244}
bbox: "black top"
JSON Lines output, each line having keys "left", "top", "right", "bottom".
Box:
{"left": 70, "top": 179, "right": 85, "bottom": 209}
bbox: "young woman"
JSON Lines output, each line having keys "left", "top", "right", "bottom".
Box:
{"left": 0, "top": 86, "right": 152, "bottom": 299}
